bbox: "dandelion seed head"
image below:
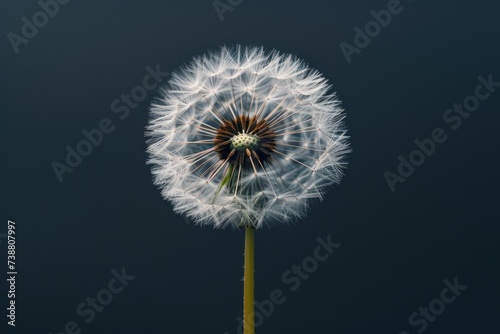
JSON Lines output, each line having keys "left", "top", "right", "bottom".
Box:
{"left": 146, "top": 45, "right": 350, "bottom": 229}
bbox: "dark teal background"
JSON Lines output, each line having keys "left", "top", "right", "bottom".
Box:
{"left": 1, "top": 0, "right": 499, "bottom": 333}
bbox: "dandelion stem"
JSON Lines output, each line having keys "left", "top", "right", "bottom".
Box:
{"left": 243, "top": 225, "right": 255, "bottom": 334}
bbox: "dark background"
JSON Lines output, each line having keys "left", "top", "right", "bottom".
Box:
{"left": 2, "top": 0, "right": 499, "bottom": 333}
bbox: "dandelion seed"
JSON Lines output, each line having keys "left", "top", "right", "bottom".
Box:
{"left": 146, "top": 45, "right": 350, "bottom": 229}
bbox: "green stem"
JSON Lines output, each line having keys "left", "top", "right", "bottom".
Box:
{"left": 243, "top": 225, "right": 255, "bottom": 334}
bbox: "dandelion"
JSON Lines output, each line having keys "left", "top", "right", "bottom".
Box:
{"left": 146, "top": 45, "right": 350, "bottom": 333}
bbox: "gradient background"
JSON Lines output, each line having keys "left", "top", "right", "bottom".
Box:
{"left": 1, "top": 0, "right": 499, "bottom": 333}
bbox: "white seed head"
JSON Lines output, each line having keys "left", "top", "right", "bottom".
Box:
{"left": 146, "top": 45, "right": 351, "bottom": 229}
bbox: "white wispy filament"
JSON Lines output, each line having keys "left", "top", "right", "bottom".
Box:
{"left": 147, "top": 45, "right": 350, "bottom": 229}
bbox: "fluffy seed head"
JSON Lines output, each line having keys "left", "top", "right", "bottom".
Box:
{"left": 146, "top": 45, "right": 350, "bottom": 229}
